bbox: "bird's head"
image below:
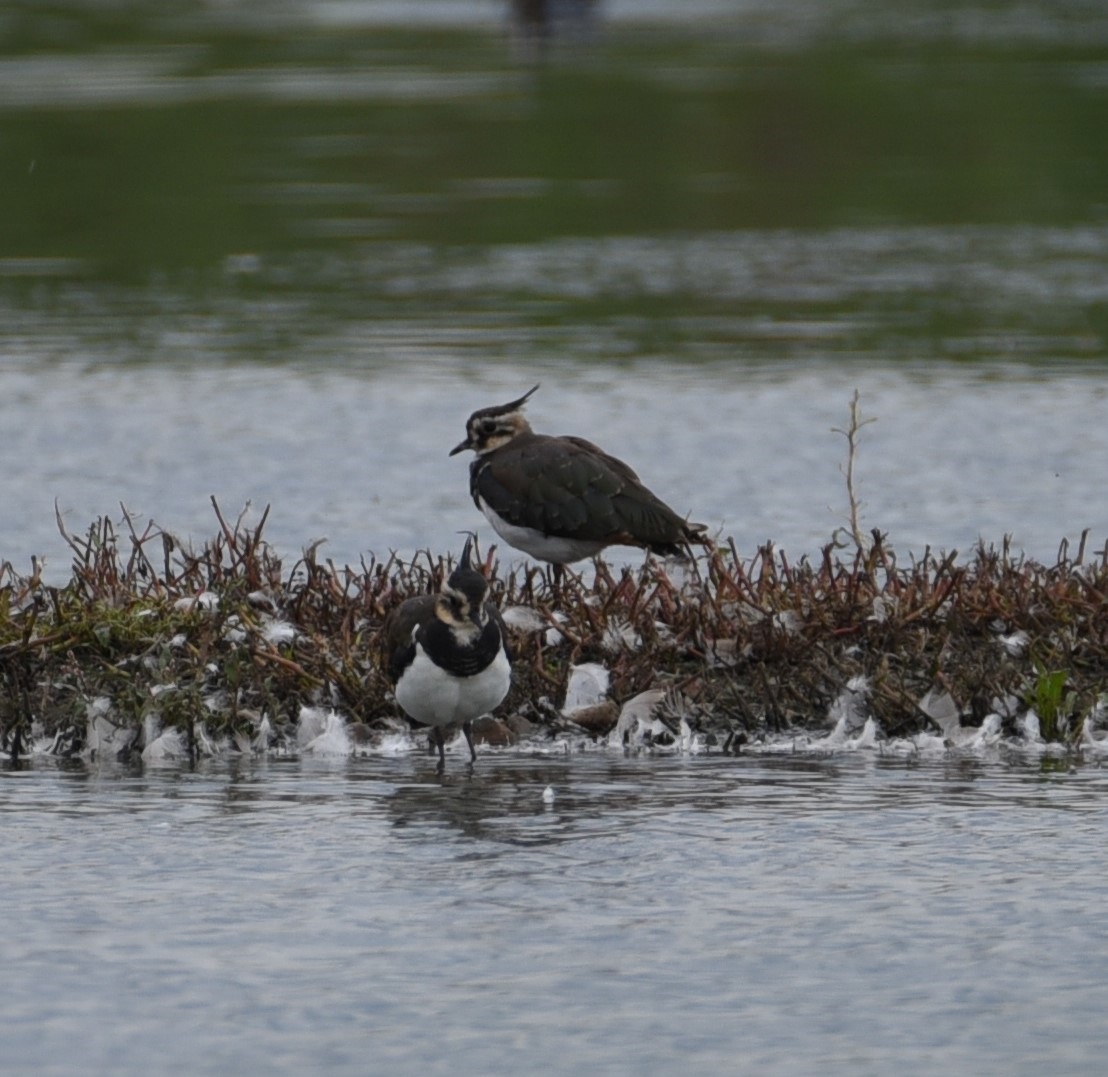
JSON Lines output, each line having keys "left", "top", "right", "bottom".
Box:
{"left": 449, "top": 385, "right": 539, "bottom": 457}
{"left": 434, "top": 536, "right": 490, "bottom": 635}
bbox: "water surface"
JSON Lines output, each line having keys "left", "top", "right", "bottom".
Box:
{"left": 3, "top": 3, "right": 1107, "bottom": 575}
{"left": 5, "top": 9, "right": 1108, "bottom": 1074}
{"left": 3, "top": 356, "right": 1106, "bottom": 580}
{"left": 4, "top": 752, "right": 1108, "bottom": 1075}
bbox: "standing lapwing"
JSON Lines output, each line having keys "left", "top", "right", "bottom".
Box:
{"left": 383, "top": 538, "right": 511, "bottom": 768}
{"left": 449, "top": 386, "right": 709, "bottom": 580}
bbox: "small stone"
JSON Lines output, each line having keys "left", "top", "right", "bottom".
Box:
{"left": 471, "top": 715, "right": 516, "bottom": 747}
{"left": 567, "top": 701, "right": 620, "bottom": 736}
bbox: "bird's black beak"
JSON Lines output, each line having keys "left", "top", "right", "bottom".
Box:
{"left": 449, "top": 437, "right": 471, "bottom": 457}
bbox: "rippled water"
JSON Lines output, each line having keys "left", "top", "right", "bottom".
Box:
{"left": 3, "top": 3, "right": 1107, "bottom": 574}
{"left": 3, "top": 356, "right": 1106, "bottom": 582}
{"left": 4, "top": 753, "right": 1108, "bottom": 1076}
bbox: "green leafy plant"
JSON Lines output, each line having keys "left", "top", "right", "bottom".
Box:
{"left": 1027, "top": 660, "right": 1076, "bottom": 742}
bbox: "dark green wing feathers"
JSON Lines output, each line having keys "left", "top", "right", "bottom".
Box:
{"left": 472, "top": 433, "right": 703, "bottom": 555}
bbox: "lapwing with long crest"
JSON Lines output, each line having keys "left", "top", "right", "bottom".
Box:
{"left": 449, "top": 386, "right": 709, "bottom": 582}
{"left": 383, "top": 537, "right": 511, "bottom": 767}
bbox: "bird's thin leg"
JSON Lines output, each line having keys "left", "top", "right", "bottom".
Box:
{"left": 462, "top": 720, "right": 477, "bottom": 763}
{"left": 433, "top": 726, "right": 446, "bottom": 769}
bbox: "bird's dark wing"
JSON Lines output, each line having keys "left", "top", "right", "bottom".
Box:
{"left": 382, "top": 595, "right": 436, "bottom": 683}
{"left": 563, "top": 437, "right": 710, "bottom": 552}
{"left": 474, "top": 434, "right": 701, "bottom": 554}
{"left": 559, "top": 436, "right": 644, "bottom": 485}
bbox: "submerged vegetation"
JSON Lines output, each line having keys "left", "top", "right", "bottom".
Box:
{"left": 1, "top": 492, "right": 1106, "bottom": 766}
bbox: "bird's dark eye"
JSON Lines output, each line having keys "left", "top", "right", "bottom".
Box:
{"left": 480, "top": 419, "right": 497, "bottom": 435}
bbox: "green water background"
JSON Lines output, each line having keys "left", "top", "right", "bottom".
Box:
{"left": 3, "top": 1, "right": 1107, "bottom": 366}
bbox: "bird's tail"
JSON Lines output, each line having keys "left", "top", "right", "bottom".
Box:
{"left": 682, "top": 520, "right": 714, "bottom": 549}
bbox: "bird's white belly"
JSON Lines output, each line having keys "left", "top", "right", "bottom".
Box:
{"left": 478, "top": 499, "right": 605, "bottom": 564}
{"left": 395, "top": 645, "right": 510, "bottom": 728}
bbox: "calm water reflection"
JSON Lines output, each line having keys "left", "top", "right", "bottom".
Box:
{"left": 3, "top": 753, "right": 1108, "bottom": 1075}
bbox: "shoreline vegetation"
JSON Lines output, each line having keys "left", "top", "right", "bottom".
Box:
{"left": 2, "top": 491, "right": 1106, "bottom": 767}
{"left": 2, "top": 393, "right": 1106, "bottom": 768}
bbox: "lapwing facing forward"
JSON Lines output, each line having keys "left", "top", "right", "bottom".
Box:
{"left": 384, "top": 538, "right": 511, "bottom": 768}
{"left": 449, "top": 386, "right": 709, "bottom": 576}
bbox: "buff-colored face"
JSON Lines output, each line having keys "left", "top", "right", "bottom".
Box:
{"left": 434, "top": 580, "right": 485, "bottom": 637}
{"left": 449, "top": 385, "right": 540, "bottom": 457}
{"left": 432, "top": 539, "right": 489, "bottom": 638}
{"left": 463, "top": 411, "right": 529, "bottom": 454}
